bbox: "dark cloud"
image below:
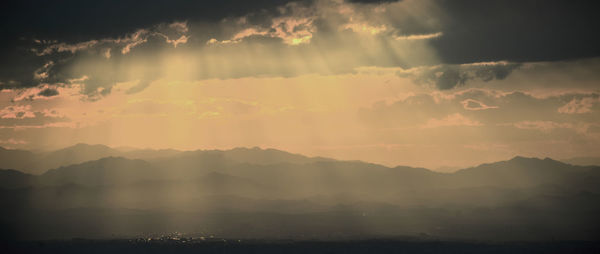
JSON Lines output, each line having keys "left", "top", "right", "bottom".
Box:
{"left": 0, "top": 1, "right": 306, "bottom": 43}
{"left": 346, "top": 0, "right": 400, "bottom": 3}
{"left": 1, "top": 0, "right": 599, "bottom": 95}
{"left": 432, "top": 67, "right": 469, "bottom": 90}
{"left": 399, "top": 63, "right": 521, "bottom": 90}
{"left": 37, "top": 88, "right": 59, "bottom": 97}
{"left": 430, "top": 0, "right": 600, "bottom": 63}
{"left": 0, "top": 40, "right": 47, "bottom": 90}
{"left": 0, "top": 0, "right": 306, "bottom": 89}
{"left": 125, "top": 81, "right": 152, "bottom": 95}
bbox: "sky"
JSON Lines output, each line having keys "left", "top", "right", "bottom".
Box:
{"left": 1, "top": 0, "right": 599, "bottom": 169}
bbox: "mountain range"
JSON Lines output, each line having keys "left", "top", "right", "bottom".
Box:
{"left": 0, "top": 144, "right": 335, "bottom": 175}
{"left": 1, "top": 144, "right": 599, "bottom": 241}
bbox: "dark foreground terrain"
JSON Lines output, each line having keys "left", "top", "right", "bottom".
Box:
{"left": 3, "top": 239, "right": 600, "bottom": 254}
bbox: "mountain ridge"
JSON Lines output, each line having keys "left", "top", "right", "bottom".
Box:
{"left": 6, "top": 143, "right": 587, "bottom": 174}
{"left": 1, "top": 149, "right": 599, "bottom": 241}
{"left": 0, "top": 144, "right": 340, "bottom": 175}
{"left": 2, "top": 152, "right": 597, "bottom": 195}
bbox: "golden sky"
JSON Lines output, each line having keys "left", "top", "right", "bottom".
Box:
{"left": 1, "top": 0, "right": 599, "bottom": 169}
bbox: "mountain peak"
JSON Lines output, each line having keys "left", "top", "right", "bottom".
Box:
{"left": 507, "top": 156, "right": 564, "bottom": 165}
{"left": 61, "top": 143, "right": 113, "bottom": 151}
{"left": 509, "top": 155, "right": 539, "bottom": 162}
{"left": 455, "top": 155, "right": 572, "bottom": 176}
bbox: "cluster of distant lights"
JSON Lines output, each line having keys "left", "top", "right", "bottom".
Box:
{"left": 127, "top": 232, "right": 243, "bottom": 244}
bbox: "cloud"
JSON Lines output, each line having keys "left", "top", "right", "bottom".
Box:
{"left": 0, "top": 138, "right": 28, "bottom": 145}
{"left": 34, "top": 40, "right": 99, "bottom": 56}
{"left": 0, "top": 0, "right": 442, "bottom": 98}
{"left": 164, "top": 35, "right": 189, "bottom": 47}
{"left": 510, "top": 121, "right": 587, "bottom": 134}
{"left": 421, "top": 113, "right": 482, "bottom": 128}
{"left": 397, "top": 62, "right": 522, "bottom": 90}
{"left": 1, "top": 0, "right": 599, "bottom": 99}
{"left": 360, "top": 88, "right": 600, "bottom": 130}
{"left": 0, "top": 105, "right": 35, "bottom": 119}
{"left": 210, "top": 10, "right": 317, "bottom": 46}
{"left": 342, "top": 23, "right": 388, "bottom": 35}
{"left": 10, "top": 85, "right": 68, "bottom": 102}
{"left": 429, "top": 0, "right": 600, "bottom": 63}
{"left": 346, "top": 0, "right": 401, "bottom": 3}
{"left": 558, "top": 97, "right": 599, "bottom": 114}
{"left": 37, "top": 88, "right": 59, "bottom": 97}
{"left": 394, "top": 32, "right": 442, "bottom": 40}
{"left": 118, "top": 99, "right": 196, "bottom": 117}
{"left": 35, "top": 24, "right": 188, "bottom": 57}
{"left": 103, "top": 48, "right": 112, "bottom": 59}
{"left": 0, "top": 106, "right": 69, "bottom": 129}
{"left": 1, "top": 0, "right": 306, "bottom": 43}
{"left": 117, "top": 97, "right": 260, "bottom": 119}
{"left": 125, "top": 81, "right": 153, "bottom": 95}
{"left": 118, "top": 30, "right": 150, "bottom": 54}
{"left": 461, "top": 99, "right": 498, "bottom": 111}
{"left": 0, "top": 22, "right": 190, "bottom": 99}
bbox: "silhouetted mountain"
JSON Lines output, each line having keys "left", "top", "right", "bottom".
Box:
{"left": 37, "top": 144, "right": 122, "bottom": 172}
{"left": 0, "top": 147, "right": 36, "bottom": 173}
{"left": 218, "top": 147, "right": 334, "bottom": 165}
{"left": 563, "top": 156, "right": 600, "bottom": 167}
{"left": 0, "top": 145, "right": 332, "bottom": 175}
{"left": 0, "top": 169, "right": 34, "bottom": 189}
{"left": 154, "top": 147, "right": 333, "bottom": 174}
{"left": 197, "top": 171, "right": 271, "bottom": 196}
{"left": 0, "top": 144, "right": 122, "bottom": 175}
{"left": 39, "top": 157, "right": 158, "bottom": 187}
{"left": 121, "top": 148, "right": 183, "bottom": 160}
{"left": 3, "top": 153, "right": 599, "bottom": 197}
{"left": 1, "top": 149, "right": 599, "bottom": 241}
{"left": 451, "top": 156, "right": 600, "bottom": 190}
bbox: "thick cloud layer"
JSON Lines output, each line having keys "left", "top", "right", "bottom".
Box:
{"left": 1, "top": 0, "right": 599, "bottom": 97}
{"left": 430, "top": 0, "right": 600, "bottom": 63}
{"left": 0, "top": 0, "right": 307, "bottom": 91}
{"left": 1, "top": 0, "right": 307, "bottom": 42}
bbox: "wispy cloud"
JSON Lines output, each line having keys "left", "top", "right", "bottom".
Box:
{"left": 422, "top": 113, "right": 482, "bottom": 128}
{"left": 558, "top": 97, "right": 599, "bottom": 114}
